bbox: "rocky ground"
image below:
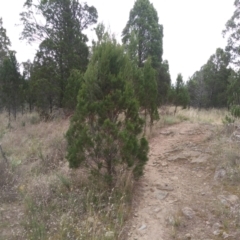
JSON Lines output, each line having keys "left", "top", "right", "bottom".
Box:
{"left": 126, "top": 122, "right": 240, "bottom": 240}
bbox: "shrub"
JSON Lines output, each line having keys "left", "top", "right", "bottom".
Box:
{"left": 66, "top": 38, "right": 148, "bottom": 186}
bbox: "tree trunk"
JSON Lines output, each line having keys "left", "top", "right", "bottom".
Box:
{"left": 8, "top": 107, "right": 10, "bottom": 123}
{"left": 174, "top": 105, "right": 177, "bottom": 115}
{"left": 144, "top": 108, "right": 147, "bottom": 134}
{"left": 29, "top": 102, "right": 32, "bottom": 113}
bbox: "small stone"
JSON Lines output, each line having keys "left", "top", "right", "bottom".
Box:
{"left": 171, "top": 176, "right": 179, "bottom": 181}
{"left": 213, "top": 230, "right": 221, "bottom": 236}
{"left": 160, "top": 131, "right": 173, "bottom": 136}
{"left": 156, "top": 190, "right": 168, "bottom": 200}
{"left": 218, "top": 195, "right": 239, "bottom": 206}
{"left": 169, "top": 199, "right": 178, "bottom": 204}
{"left": 161, "top": 162, "right": 168, "bottom": 167}
{"left": 214, "top": 168, "right": 226, "bottom": 181}
{"left": 105, "top": 231, "right": 114, "bottom": 238}
{"left": 191, "top": 155, "right": 208, "bottom": 163}
{"left": 156, "top": 183, "right": 174, "bottom": 191}
{"left": 168, "top": 154, "right": 188, "bottom": 161}
{"left": 138, "top": 224, "right": 147, "bottom": 231}
{"left": 213, "top": 223, "right": 222, "bottom": 229}
{"left": 134, "top": 213, "right": 138, "bottom": 217}
{"left": 154, "top": 208, "right": 161, "bottom": 213}
{"left": 226, "top": 195, "right": 239, "bottom": 205}
{"left": 167, "top": 215, "right": 175, "bottom": 225}
{"left": 182, "top": 207, "right": 195, "bottom": 219}
{"left": 212, "top": 222, "right": 223, "bottom": 235}
{"left": 222, "top": 232, "right": 229, "bottom": 239}
{"left": 218, "top": 195, "right": 229, "bottom": 206}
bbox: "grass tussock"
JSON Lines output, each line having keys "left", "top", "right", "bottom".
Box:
{"left": 175, "top": 107, "right": 229, "bottom": 125}
{"left": 144, "top": 106, "right": 187, "bottom": 138}
{"left": 21, "top": 169, "right": 134, "bottom": 240}
{"left": 201, "top": 122, "right": 240, "bottom": 237}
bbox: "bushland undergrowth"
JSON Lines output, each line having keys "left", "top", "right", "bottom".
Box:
{"left": 0, "top": 106, "right": 238, "bottom": 239}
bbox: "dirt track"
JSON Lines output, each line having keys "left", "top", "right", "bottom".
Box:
{"left": 127, "top": 122, "right": 219, "bottom": 240}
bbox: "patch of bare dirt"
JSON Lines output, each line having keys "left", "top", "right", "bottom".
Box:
{"left": 127, "top": 122, "right": 239, "bottom": 240}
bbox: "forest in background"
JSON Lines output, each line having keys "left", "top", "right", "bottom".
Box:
{"left": 0, "top": 0, "right": 239, "bottom": 118}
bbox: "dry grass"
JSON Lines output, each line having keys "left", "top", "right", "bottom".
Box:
{"left": 196, "top": 121, "right": 240, "bottom": 239}
{"left": 175, "top": 107, "right": 228, "bottom": 125}
{"left": 0, "top": 111, "right": 134, "bottom": 240}
{"left": 1, "top": 107, "right": 240, "bottom": 240}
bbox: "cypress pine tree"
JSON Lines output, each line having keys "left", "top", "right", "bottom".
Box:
{"left": 122, "top": 0, "right": 163, "bottom": 68}
{"left": 174, "top": 74, "right": 190, "bottom": 114}
{"left": 138, "top": 58, "right": 159, "bottom": 130}
{"left": 66, "top": 38, "right": 148, "bottom": 185}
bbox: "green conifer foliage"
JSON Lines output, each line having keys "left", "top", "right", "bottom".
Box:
{"left": 174, "top": 74, "right": 190, "bottom": 113}
{"left": 138, "top": 58, "right": 159, "bottom": 129}
{"left": 122, "top": 0, "right": 163, "bottom": 68}
{"left": 66, "top": 39, "right": 148, "bottom": 185}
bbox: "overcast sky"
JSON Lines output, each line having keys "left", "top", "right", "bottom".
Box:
{"left": 0, "top": 0, "right": 235, "bottom": 82}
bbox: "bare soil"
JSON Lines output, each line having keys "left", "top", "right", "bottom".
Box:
{"left": 127, "top": 122, "right": 238, "bottom": 240}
